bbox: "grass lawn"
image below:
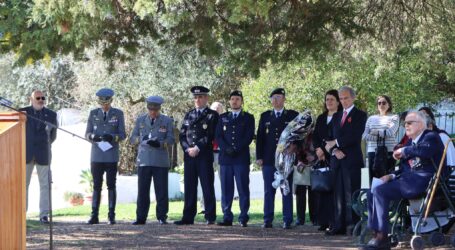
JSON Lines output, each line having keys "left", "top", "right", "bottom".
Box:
{"left": 28, "top": 199, "right": 311, "bottom": 226}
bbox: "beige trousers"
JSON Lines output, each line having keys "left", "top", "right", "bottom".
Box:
{"left": 26, "top": 161, "right": 50, "bottom": 218}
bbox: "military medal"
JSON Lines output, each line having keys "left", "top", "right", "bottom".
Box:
{"left": 203, "top": 123, "right": 208, "bottom": 129}
{"left": 223, "top": 125, "right": 226, "bottom": 131}
{"left": 266, "top": 127, "right": 269, "bottom": 134}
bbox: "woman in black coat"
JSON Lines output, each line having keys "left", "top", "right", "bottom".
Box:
{"left": 312, "top": 89, "right": 342, "bottom": 231}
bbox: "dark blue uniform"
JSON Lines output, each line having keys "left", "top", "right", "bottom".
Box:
{"left": 256, "top": 109, "right": 299, "bottom": 225}
{"left": 216, "top": 111, "right": 255, "bottom": 224}
{"left": 179, "top": 107, "right": 219, "bottom": 223}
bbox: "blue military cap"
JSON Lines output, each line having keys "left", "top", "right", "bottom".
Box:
{"left": 230, "top": 90, "right": 243, "bottom": 98}
{"left": 146, "top": 95, "right": 164, "bottom": 110}
{"left": 190, "top": 86, "right": 210, "bottom": 96}
{"left": 270, "top": 88, "right": 285, "bottom": 97}
{"left": 96, "top": 88, "right": 115, "bottom": 98}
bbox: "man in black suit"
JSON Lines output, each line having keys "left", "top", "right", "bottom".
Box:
{"left": 20, "top": 90, "right": 57, "bottom": 224}
{"left": 174, "top": 86, "right": 219, "bottom": 225}
{"left": 324, "top": 86, "right": 367, "bottom": 235}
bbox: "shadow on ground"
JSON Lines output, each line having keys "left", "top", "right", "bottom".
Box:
{"left": 27, "top": 219, "right": 357, "bottom": 249}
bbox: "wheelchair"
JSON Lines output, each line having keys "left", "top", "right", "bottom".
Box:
{"left": 352, "top": 139, "right": 455, "bottom": 249}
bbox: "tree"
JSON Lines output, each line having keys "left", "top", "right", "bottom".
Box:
{"left": 0, "top": 0, "right": 364, "bottom": 76}
{"left": 0, "top": 53, "right": 76, "bottom": 110}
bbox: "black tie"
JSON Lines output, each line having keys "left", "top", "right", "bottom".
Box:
{"left": 103, "top": 112, "right": 107, "bottom": 121}
{"left": 233, "top": 113, "right": 237, "bottom": 119}
{"left": 276, "top": 112, "right": 281, "bottom": 118}
{"left": 197, "top": 110, "right": 201, "bottom": 118}
{"left": 151, "top": 118, "right": 155, "bottom": 126}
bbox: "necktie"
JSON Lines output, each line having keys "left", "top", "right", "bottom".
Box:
{"left": 103, "top": 112, "right": 107, "bottom": 121}
{"left": 341, "top": 111, "right": 348, "bottom": 126}
{"left": 233, "top": 113, "right": 237, "bottom": 119}
{"left": 151, "top": 118, "right": 155, "bottom": 126}
{"left": 197, "top": 110, "right": 201, "bottom": 118}
{"left": 276, "top": 112, "right": 281, "bottom": 118}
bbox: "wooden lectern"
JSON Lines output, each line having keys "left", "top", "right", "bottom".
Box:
{"left": 0, "top": 112, "right": 26, "bottom": 250}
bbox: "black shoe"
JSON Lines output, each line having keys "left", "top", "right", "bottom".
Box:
{"left": 87, "top": 216, "right": 99, "bottom": 225}
{"left": 283, "top": 222, "right": 292, "bottom": 229}
{"left": 40, "top": 216, "right": 49, "bottom": 224}
{"left": 325, "top": 229, "right": 346, "bottom": 236}
{"left": 108, "top": 217, "right": 116, "bottom": 225}
{"left": 295, "top": 220, "right": 304, "bottom": 226}
{"left": 318, "top": 225, "right": 329, "bottom": 231}
{"left": 217, "top": 221, "right": 233, "bottom": 226}
{"left": 239, "top": 221, "right": 248, "bottom": 227}
{"left": 132, "top": 220, "right": 146, "bottom": 225}
{"left": 360, "top": 237, "right": 391, "bottom": 250}
{"left": 198, "top": 210, "right": 205, "bottom": 215}
{"left": 262, "top": 222, "right": 273, "bottom": 228}
{"left": 174, "top": 220, "right": 193, "bottom": 225}
{"left": 107, "top": 190, "right": 116, "bottom": 225}
{"left": 159, "top": 219, "right": 168, "bottom": 225}
{"left": 206, "top": 220, "right": 215, "bottom": 225}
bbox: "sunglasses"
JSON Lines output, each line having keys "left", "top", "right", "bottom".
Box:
{"left": 404, "top": 120, "right": 420, "bottom": 126}
{"left": 35, "top": 96, "right": 46, "bottom": 101}
{"left": 377, "top": 101, "right": 388, "bottom": 105}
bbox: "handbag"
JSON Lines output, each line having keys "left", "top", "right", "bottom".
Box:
{"left": 310, "top": 160, "right": 333, "bottom": 192}
{"left": 372, "top": 130, "right": 388, "bottom": 177}
{"left": 293, "top": 165, "right": 311, "bottom": 186}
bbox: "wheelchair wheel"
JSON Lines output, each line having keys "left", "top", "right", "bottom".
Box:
{"left": 429, "top": 231, "right": 445, "bottom": 246}
{"left": 410, "top": 235, "right": 425, "bottom": 250}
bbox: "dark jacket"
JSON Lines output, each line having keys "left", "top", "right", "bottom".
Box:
{"left": 216, "top": 111, "right": 255, "bottom": 165}
{"left": 256, "top": 109, "right": 299, "bottom": 166}
{"left": 180, "top": 107, "right": 219, "bottom": 161}
{"left": 20, "top": 106, "right": 57, "bottom": 165}
{"left": 331, "top": 106, "right": 367, "bottom": 168}
{"left": 312, "top": 112, "right": 335, "bottom": 160}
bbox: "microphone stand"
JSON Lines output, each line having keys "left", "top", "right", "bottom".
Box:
{"left": 0, "top": 101, "right": 92, "bottom": 250}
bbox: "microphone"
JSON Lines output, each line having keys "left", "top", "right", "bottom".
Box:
{"left": 0, "top": 96, "right": 14, "bottom": 107}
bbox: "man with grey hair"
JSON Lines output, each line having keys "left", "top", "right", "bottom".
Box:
{"left": 362, "top": 111, "right": 445, "bottom": 249}
{"left": 324, "top": 86, "right": 367, "bottom": 235}
{"left": 20, "top": 90, "right": 58, "bottom": 224}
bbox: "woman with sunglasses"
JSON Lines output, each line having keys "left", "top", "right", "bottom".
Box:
{"left": 362, "top": 95, "right": 399, "bottom": 181}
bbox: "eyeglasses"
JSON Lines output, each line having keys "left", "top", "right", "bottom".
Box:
{"left": 404, "top": 120, "right": 420, "bottom": 126}
{"left": 35, "top": 96, "right": 46, "bottom": 101}
{"left": 377, "top": 101, "right": 388, "bottom": 106}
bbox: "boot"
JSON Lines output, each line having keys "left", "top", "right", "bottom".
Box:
{"left": 108, "top": 189, "right": 117, "bottom": 225}
{"left": 87, "top": 190, "right": 101, "bottom": 224}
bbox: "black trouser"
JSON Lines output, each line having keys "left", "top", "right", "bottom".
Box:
{"left": 316, "top": 191, "right": 334, "bottom": 227}
{"left": 368, "top": 152, "right": 396, "bottom": 182}
{"left": 90, "top": 162, "right": 117, "bottom": 219}
{"left": 331, "top": 158, "right": 361, "bottom": 232}
{"left": 91, "top": 162, "right": 117, "bottom": 191}
{"left": 182, "top": 154, "right": 216, "bottom": 222}
{"left": 295, "top": 185, "right": 317, "bottom": 224}
{"left": 136, "top": 166, "right": 169, "bottom": 222}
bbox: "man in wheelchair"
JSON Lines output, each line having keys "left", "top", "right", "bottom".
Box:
{"left": 362, "top": 111, "right": 446, "bottom": 250}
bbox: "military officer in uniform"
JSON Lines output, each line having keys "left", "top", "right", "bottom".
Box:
{"left": 256, "top": 88, "right": 299, "bottom": 229}
{"left": 85, "top": 88, "right": 126, "bottom": 225}
{"left": 174, "top": 86, "right": 219, "bottom": 225}
{"left": 130, "top": 96, "right": 175, "bottom": 225}
{"left": 215, "top": 90, "right": 255, "bottom": 227}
